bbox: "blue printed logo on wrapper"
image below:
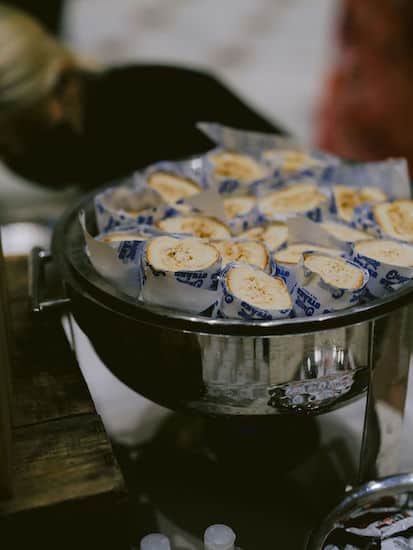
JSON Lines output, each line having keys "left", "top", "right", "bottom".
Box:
{"left": 351, "top": 244, "right": 413, "bottom": 298}
{"left": 217, "top": 262, "right": 292, "bottom": 320}
{"left": 351, "top": 203, "right": 383, "bottom": 238}
{"left": 226, "top": 204, "right": 263, "bottom": 235}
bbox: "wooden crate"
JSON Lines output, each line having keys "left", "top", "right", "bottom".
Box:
{"left": 0, "top": 229, "right": 13, "bottom": 498}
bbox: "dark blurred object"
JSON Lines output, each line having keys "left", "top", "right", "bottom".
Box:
{"left": 5, "top": 65, "right": 284, "bottom": 190}
{"left": 0, "top": 230, "right": 13, "bottom": 500}
{"left": 0, "top": 6, "right": 284, "bottom": 192}
{"left": 315, "top": 0, "right": 413, "bottom": 173}
{"left": 5, "top": 0, "right": 63, "bottom": 33}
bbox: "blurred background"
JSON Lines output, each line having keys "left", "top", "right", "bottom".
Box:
{"left": 0, "top": 0, "right": 337, "bottom": 227}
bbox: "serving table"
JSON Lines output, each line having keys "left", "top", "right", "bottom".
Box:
{"left": 0, "top": 255, "right": 128, "bottom": 549}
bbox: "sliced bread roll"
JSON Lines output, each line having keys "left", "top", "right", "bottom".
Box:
{"left": 374, "top": 200, "right": 413, "bottom": 242}
{"left": 262, "top": 149, "right": 324, "bottom": 173}
{"left": 334, "top": 185, "right": 387, "bottom": 222}
{"left": 223, "top": 196, "right": 256, "bottom": 219}
{"left": 99, "top": 231, "right": 149, "bottom": 244}
{"left": 354, "top": 239, "right": 413, "bottom": 268}
{"left": 258, "top": 181, "right": 327, "bottom": 218}
{"left": 227, "top": 265, "right": 292, "bottom": 310}
{"left": 212, "top": 239, "right": 268, "bottom": 269}
{"left": 210, "top": 152, "right": 266, "bottom": 182}
{"left": 147, "top": 172, "right": 201, "bottom": 203}
{"left": 157, "top": 215, "right": 231, "bottom": 239}
{"left": 321, "top": 221, "right": 372, "bottom": 243}
{"left": 303, "top": 253, "right": 365, "bottom": 290}
{"left": 147, "top": 236, "right": 219, "bottom": 272}
{"left": 275, "top": 243, "right": 341, "bottom": 265}
{"left": 239, "top": 222, "right": 288, "bottom": 252}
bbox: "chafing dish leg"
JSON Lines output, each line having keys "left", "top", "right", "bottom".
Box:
{"left": 358, "top": 306, "right": 413, "bottom": 482}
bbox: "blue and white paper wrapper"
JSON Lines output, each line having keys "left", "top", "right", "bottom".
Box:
{"left": 222, "top": 195, "right": 263, "bottom": 234}
{"left": 96, "top": 223, "right": 161, "bottom": 246}
{"left": 351, "top": 243, "right": 413, "bottom": 298}
{"left": 80, "top": 212, "right": 148, "bottom": 298}
{"left": 320, "top": 158, "right": 411, "bottom": 201}
{"left": 351, "top": 203, "right": 384, "bottom": 238}
{"left": 217, "top": 262, "right": 292, "bottom": 320}
{"left": 291, "top": 252, "right": 369, "bottom": 316}
{"left": 256, "top": 176, "right": 331, "bottom": 224}
{"left": 273, "top": 217, "right": 337, "bottom": 290}
{"left": 203, "top": 146, "right": 270, "bottom": 195}
{"left": 351, "top": 200, "right": 413, "bottom": 241}
{"left": 94, "top": 178, "right": 184, "bottom": 234}
{"left": 143, "top": 158, "right": 208, "bottom": 189}
{"left": 140, "top": 237, "right": 222, "bottom": 314}
{"left": 273, "top": 247, "right": 343, "bottom": 291}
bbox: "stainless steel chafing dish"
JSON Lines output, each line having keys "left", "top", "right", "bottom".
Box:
{"left": 30, "top": 185, "right": 413, "bottom": 481}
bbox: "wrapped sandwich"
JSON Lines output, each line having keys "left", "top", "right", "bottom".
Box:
{"left": 217, "top": 263, "right": 292, "bottom": 320}
{"left": 157, "top": 215, "right": 231, "bottom": 239}
{"left": 352, "top": 239, "right": 413, "bottom": 297}
{"left": 141, "top": 235, "right": 222, "bottom": 313}
{"left": 292, "top": 252, "right": 368, "bottom": 316}
{"left": 332, "top": 184, "right": 387, "bottom": 222}
{"left": 211, "top": 239, "right": 270, "bottom": 271}
{"left": 258, "top": 181, "right": 328, "bottom": 222}
{"left": 274, "top": 243, "right": 341, "bottom": 288}
{"left": 238, "top": 221, "right": 288, "bottom": 252}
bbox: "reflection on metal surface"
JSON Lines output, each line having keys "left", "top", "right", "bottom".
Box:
{"left": 269, "top": 345, "right": 367, "bottom": 413}
{"left": 359, "top": 306, "right": 413, "bottom": 481}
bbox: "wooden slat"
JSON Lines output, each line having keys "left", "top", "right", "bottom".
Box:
{"left": 5, "top": 260, "right": 94, "bottom": 426}
{"left": 0, "top": 252, "right": 127, "bottom": 534}
{"left": 0, "top": 414, "right": 125, "bottom": 516}
{"left": 10, "top": 300, "right": 94, "bottom": 427}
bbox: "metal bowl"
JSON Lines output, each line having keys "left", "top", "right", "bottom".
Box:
{"left": 44, "top": 186, "right": 413, "bottom": 416}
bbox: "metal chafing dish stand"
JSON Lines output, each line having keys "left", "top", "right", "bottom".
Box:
{"left": 30, "top": 187, "right": 413, "bottom": 501}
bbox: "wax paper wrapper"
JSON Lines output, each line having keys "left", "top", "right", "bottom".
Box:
{"left": 140, "top": 236, "right": 222, "bottom": 314}
{"left": 291, "top": 252, "right": 369, "bottom": 316}
{"left": 287, "top": 217, "right": 344, "bottom": 249}
{"left": 80, "top": 212, "right": 157, "bottom": 297}
{"left": 216, "top": 262, "right": 292, "bottom": 320}
{"left": 351, "top": 242, "right": 413, "bottom": 298}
